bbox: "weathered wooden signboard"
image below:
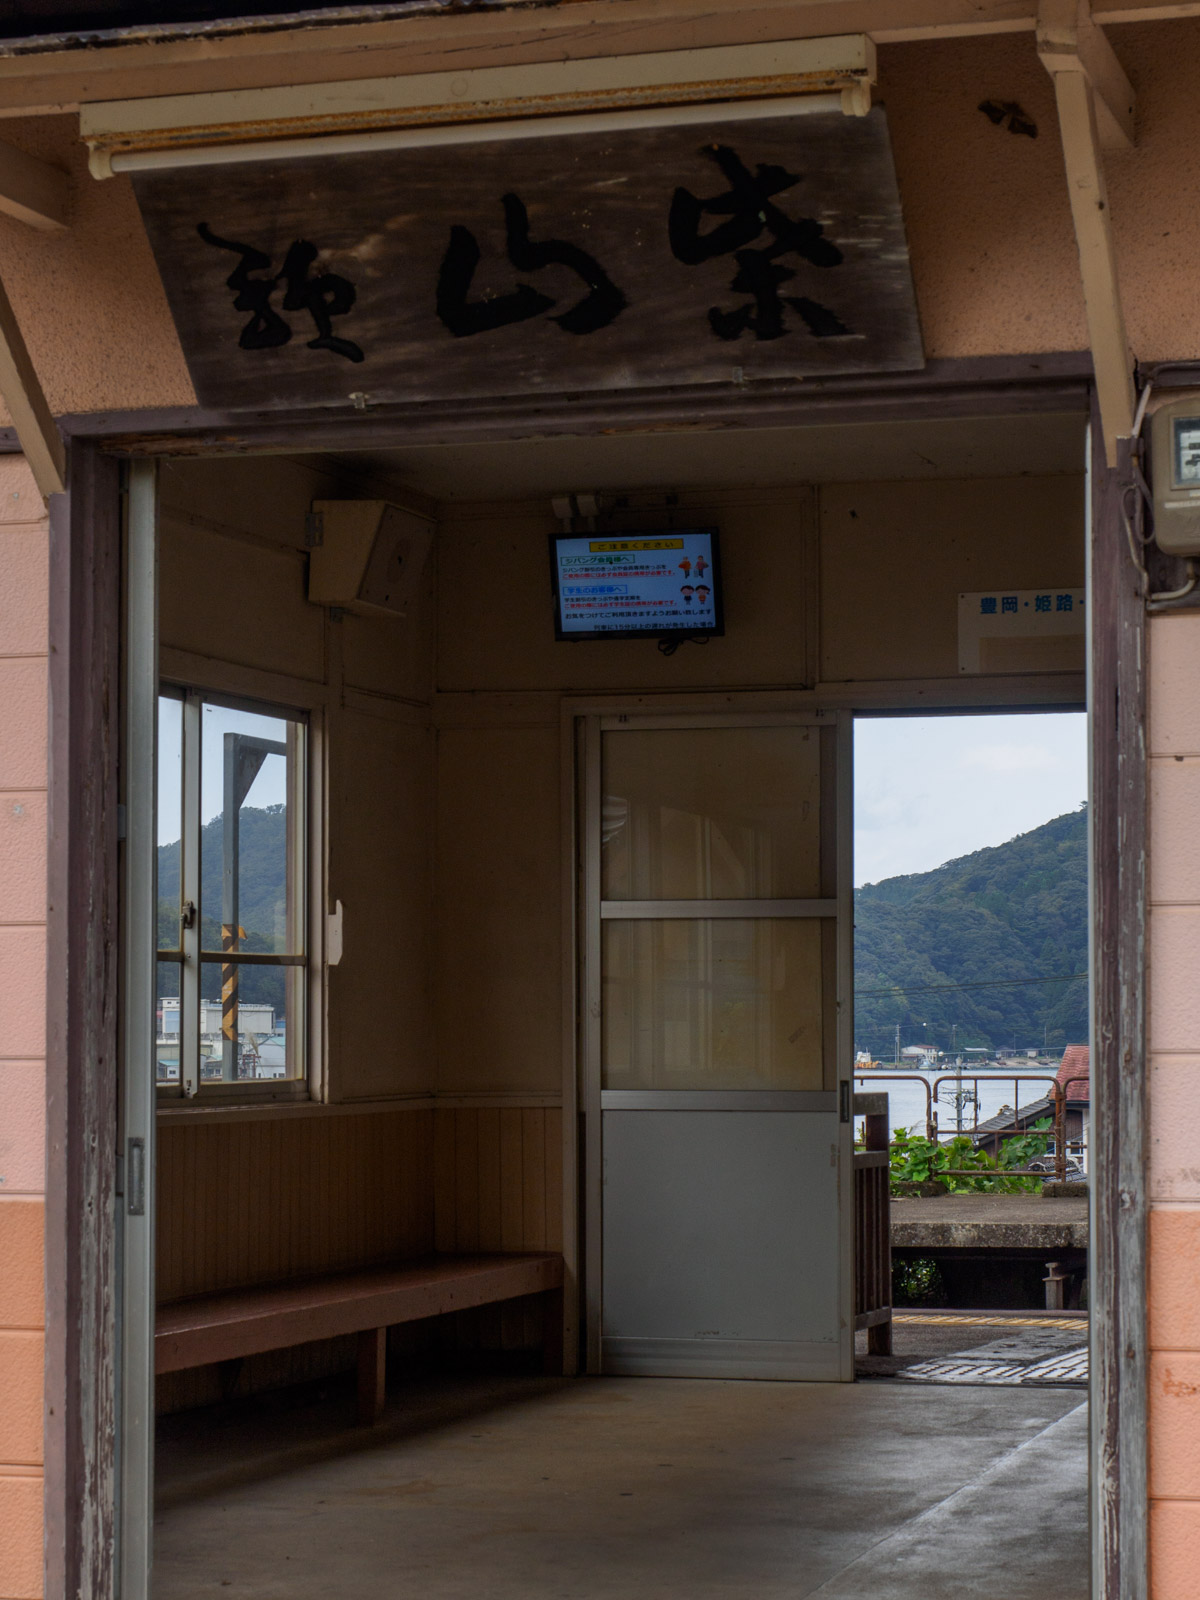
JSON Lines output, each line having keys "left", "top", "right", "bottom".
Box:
{"left": 132, "top": 107, "right": 923, "bottom": 411}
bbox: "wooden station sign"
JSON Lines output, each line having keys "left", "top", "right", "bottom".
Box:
{"left": 132, "top": 107, "right": 924, "bottom": 412}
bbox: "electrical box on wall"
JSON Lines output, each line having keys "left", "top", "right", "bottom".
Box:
{"left": 307, "top": 500, "right": 432, "bottom": 617}
{"left": 1150, "top": 396, "right": 1200, "bottom": 556}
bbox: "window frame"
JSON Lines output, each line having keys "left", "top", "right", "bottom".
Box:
{"left": 155, "top": 682, "right": 320, "bottom": 1106}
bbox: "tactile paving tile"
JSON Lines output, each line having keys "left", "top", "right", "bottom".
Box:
{"left": 1019, "top": 1347, "right": 1089, "bottom": 1383}
{"left": 893, "top": 1313, "right": 1088, "bottom": 1332}
{"left": 897, "top": 1358, "right": 1031, "bottom": 1384}
{"left": 895, "top": 1347, "right": 1088, "bottom": 1386}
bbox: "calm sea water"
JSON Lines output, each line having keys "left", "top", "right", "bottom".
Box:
{"left": 852, "top": 1066, "right": 1060, "bottom": 1143}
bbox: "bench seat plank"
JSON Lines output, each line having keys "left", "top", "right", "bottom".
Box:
{"left": 155, "top": 1251, "right": 564, "bottom": 1376}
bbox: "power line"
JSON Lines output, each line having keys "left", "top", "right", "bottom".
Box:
{"left": 856, "top": 972, "right": 1087, "bottom": 998}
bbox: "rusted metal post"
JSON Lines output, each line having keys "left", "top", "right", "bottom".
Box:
{"left": 1053, "top": 1083, "right": 1067, "bottom": 1182}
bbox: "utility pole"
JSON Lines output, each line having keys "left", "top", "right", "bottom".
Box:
{"left": 894, "top": 1022, "right": 900, "bottom": 1067}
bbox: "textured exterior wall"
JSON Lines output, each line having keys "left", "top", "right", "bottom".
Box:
{"left": 1147, "top": 610, "right": 1200, "bottom": 1600}
{"left": 0, "top": 115, "right": 193, "bottom": 425}
{"left": 0, "top": 22, "right": 1198, "bottom": 424}
{"left": 0, "top": 456, "right": 47, "bottom": 1600}
{"left": 882, "top": 20, "right": 1200, "bottom": 365}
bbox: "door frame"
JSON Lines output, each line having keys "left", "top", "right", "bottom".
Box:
{"left": 39, "top": 354, "right": 1143, "bottom": 1600}
{"left": 572, "top": 706, "right": 855, "bottom": 1379}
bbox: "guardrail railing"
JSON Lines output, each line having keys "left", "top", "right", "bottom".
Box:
{"left": 852, "top": 1070, "right": 1090, "bottom": 1185}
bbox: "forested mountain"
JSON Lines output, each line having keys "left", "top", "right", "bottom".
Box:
{"left": 158, "top": 806, "right": 288, "bottom": 1011}
{"left": 854, "top": 807, "right": 1088, "bottom": 1057}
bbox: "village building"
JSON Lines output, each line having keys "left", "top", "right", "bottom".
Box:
{"left": 971, "top": 1041, "right": 1091, "bottom": 1169}
{"left": 0, "top": 3, "right": 1197, "bottom": 1599}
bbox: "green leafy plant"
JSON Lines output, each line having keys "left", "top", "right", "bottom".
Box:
{"left": 889, "top": 1123, "right": 1049, "bottom": 1194}
{"left": 996, "top": 1118, "right": 1053, "bottom": 1171}
{"left": 892, "top": 1256, "right": 946, "bottom": 1306}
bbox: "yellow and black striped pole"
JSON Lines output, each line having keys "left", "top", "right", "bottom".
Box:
{"left": 221, "top": 922, "right": 245, "bottom": 1077}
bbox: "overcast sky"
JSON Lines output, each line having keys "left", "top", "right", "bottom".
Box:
{"left": 854, "top": 712, "right": 1088, "bottom": 887}
{"left": 158, "top": 699, "right": 289, "bottom": 844}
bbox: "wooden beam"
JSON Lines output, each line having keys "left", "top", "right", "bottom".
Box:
{"left": 0, "top": 268, "right": 65, "bottom": 496}
{"left": 44, "top": 442, "right": 122, "bottom": 1600}
{"left": 1038, "top": 0, "right": 1136, "bottom": 148}
{"left": 1043, "top": 51, "right": 1134, "bottom": 463}
{"left": 1088, "top": 410, "right": 1149, "bottom": 1600}
{"left": 0, "top": 138, "right": 68, "bottom": 229}
{"left": 0, "top": 0, "right": 1186, "bottom": 114}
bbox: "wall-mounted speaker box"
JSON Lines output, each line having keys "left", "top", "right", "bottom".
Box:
{"left": 307, "top": 500, "right": 433, "bottom": 617}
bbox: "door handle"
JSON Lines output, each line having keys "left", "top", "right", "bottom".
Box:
{"left": 839, "top": 1081, "right": 851, "bottom": 1123}
{"left": 127, "top": 1137, "right": 146, "bottom": 1216}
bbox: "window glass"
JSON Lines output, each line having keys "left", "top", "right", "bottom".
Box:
{"left": 157, "top": 694, "right": 183, "bottom": 951}
{"left": 155, "top": 961, "right": 181, "bottom": 1085}
{"left": 601, "top": 918, "right": 825, "bottom": 1091}
{"left": 156, "top": 690, "right": 307, "bottom": 1093}
{"left": 601, "top": 727, "right": 822, "bottom": 899}
{"left": 200, "top": 702, "right": 298, "bottom": 956}
{"left": 199, "top": 701, "right": 303, "bottom": 1083}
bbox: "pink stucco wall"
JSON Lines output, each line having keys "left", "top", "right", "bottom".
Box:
{"left": 0, "top": 455, "right": 47, "bottom": 1600}
{"left": 1147, "top": 609, "right": 1200, "bottom": 1600}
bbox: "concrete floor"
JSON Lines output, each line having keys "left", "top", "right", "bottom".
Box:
{"left": 155, "top": 1373, "right": 1088, "bottom": 1599}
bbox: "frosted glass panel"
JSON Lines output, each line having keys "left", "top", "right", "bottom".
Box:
{"left": 601, "top": 727, "right": 821, "bottom": 899}
{"left": 602, "top": 919, "right": 824, "bottom": 1090}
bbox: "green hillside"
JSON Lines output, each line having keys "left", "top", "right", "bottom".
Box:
{"left": 854, "top": 807, "right": 1088, "bottom": 1057}
{"left": 157, "top": 805, "right": 289, "bottom": 1013}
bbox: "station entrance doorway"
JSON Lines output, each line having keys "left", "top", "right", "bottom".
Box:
{"left": 49, "top": 382, "right": 1122, "bottom": 1600}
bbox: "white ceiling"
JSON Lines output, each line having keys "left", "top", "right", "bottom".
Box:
{"left": 335, "top": 410, "right": 1087, "bottom": 503}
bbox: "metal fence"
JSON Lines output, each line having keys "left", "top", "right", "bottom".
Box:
{"left": 852, "top": 1070, "right": 1090, "bottom": 1185}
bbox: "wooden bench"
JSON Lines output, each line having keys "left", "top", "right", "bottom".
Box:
{"left": 156, "top": 1251, "right": 565, "bottom": 1424}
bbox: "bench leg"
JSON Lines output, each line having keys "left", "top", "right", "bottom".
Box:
{"left": 357, "top": 1326, "right": 387, "bottom": 1425}
{"left": 868, "top": 1315, "right": 893, "bottom": 1357}
{"left": 542, "top": 1287, "right": 565, "bottom": 1376}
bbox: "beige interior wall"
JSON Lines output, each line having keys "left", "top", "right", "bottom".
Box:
{"left": 820, "top": 475, "right": 1086, "bottom": 683}
{"left": 158, "top": 453, "right": 436, "bottom": 1103}
{"left": 435, "top": 713, "right": 563, "bottom": 1097}
{"left": 436, "top": 488, "right": 817, "bottom": 696}
{"left": 154, "top": 454, "right": 443, "bottom": 1403}
{"left": 432, "top": 473, "right": 1085, "bottom": 1098}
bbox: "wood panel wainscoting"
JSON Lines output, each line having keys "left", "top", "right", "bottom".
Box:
{"left": 155, "top": 1103, "right": 564, "bottom": 1409}
{"left": 432, "top": 1107, "right": 565, "bottom": 1360}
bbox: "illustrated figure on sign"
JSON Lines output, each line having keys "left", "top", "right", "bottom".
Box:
{"left": 695, "top": 584, "right": 711, "bottom": 606}
{"left": 668, "top": 145, "right": 851, "bottom": 342}
{"left": 681, "top": 585, "right": 695, "bottom": 606}
{"left": 694, "top": 553, "right": 709, "bottom": 577}
{"left": 437, "top": 194, "right": 628, "bottom": 337}
{"left": 198, "top": 224, "right": 365, "bottom": 362}
{"left": 678, "top": 556, "right": 693, "bottom": 577}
